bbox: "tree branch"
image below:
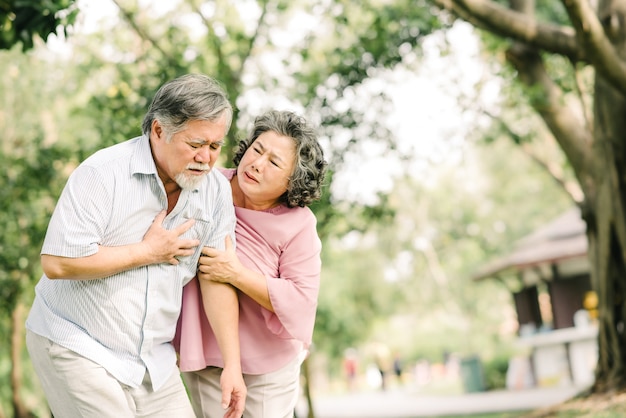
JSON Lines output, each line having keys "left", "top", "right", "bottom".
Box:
{"left": 187, "top": 0, "right": 229, "bottom": 78}
{"left": 522, "top": 143, "right": 585, "bottom": 202}
{"left": 186, "top": 0, "right": 271, "bottom": 94}
{"left": 561, "top": 0, "right": 626, "bottom": 96}
{"left": 110, "top": 0, "right": 175, "bottom": 66}
{"left": 483, "top": 109, "right": 584, "bottom": 202}
{"left": 505, "top": 45, "right": 593, "bottom": 189}
{"left": 432, "top": 0, "right": 490, "bottom": 28}
{"left": 431, "top": 0, "right": 584, "bottom": 62}
{"left": 243, "top": 0, "right": 270, "bottom": 75}
{"left": 571, "top": 61, "right": 594, "bottom": 134}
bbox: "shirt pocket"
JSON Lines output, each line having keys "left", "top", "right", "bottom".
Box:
{"left": 177, "top": 217, "right": 213, "bottom": 267}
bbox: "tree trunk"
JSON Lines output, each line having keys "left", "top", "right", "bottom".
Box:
{"left": 585, "top": 58, "right": 626, "bottom": 392}
{"left": 11, "top": 301, "right": 31, "bottom": 418}
{"left": 577, "top": 0, "right": 626, "bottom": 393}
{"left": 300, "top": 356, "right": 316, "bottom": 418}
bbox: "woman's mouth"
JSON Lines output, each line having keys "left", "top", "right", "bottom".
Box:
{"left": 244, "top": 171, "right": 259, "bottom": 182}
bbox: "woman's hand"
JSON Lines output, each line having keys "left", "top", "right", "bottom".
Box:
{"left": 198, "top": 235, "right": 241, "bottom": 285}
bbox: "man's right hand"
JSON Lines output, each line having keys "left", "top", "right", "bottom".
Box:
{"left": 141, "top": 211, "right": 200, "bottom": 265}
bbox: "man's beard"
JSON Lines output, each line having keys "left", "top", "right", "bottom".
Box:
{"left": 175, "top": 164, "right": 211, "bottom": 190}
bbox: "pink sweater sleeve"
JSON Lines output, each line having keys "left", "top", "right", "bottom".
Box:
{"left": 262, "top": 212, "right": 321, "bottom": 346}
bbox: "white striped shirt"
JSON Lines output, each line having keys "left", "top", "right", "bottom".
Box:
{"left": 25, "top": 135, "right": 236, "bottom": 390}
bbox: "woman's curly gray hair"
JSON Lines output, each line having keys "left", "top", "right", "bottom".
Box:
{"left": 233, "top": 110, "right": 327, "bottom": 208}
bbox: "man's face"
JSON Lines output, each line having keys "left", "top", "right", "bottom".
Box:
{"left": 151, "top": 115, "right": 228, "bottom": 190}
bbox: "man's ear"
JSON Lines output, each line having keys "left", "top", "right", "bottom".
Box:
{"left": 152, "top": 119, "right": 164, "bottom": 140}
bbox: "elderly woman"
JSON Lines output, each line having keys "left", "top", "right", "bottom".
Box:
{"left": 174, "top": 110, "right": 327, "bottom": 418}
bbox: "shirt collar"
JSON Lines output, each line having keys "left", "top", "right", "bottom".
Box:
{"left": 130, "top": 134, "right": 206, "bottom": 192}
{"left": 131, "top": 135, "right": 158, "bottom": 176}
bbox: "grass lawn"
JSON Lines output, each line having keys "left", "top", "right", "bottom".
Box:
{"left": 434, "top": 398, "right": 626, "bottom": 418}
{"left": 517, "top": 390, "right": 626, "bottom": 418}
{"left": 414, "top": 390, "right": 626, "bottom": 418}
{"left": 439, "top": 413, "right": 527, "bottom": 418}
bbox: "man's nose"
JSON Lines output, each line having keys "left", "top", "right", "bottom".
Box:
{"left": 195, "top": 146, "right": 212, "bottom": 162}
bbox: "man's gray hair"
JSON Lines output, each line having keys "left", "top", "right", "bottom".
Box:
{"left": 142, "top": 74, "right": 233, "bottom": 139}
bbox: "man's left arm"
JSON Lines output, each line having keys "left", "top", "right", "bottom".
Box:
{"left": 197, "top": 178, "right": 246, "bottom": 416}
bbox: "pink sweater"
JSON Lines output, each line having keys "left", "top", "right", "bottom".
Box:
{"left": 174, "top": 168, "right": 322, "bottom": 374}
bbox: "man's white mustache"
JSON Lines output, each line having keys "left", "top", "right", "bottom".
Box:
{"left": 187, "top": 163, "right": 210, "bottom": 171}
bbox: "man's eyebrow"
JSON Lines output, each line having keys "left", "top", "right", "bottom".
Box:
{"left": 188, "top": 137, "right": 224, "bottom": 146}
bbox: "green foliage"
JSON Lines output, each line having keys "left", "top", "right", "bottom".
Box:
{"left": 483, "top": 354, "right": 510, "bottom": 391}
{"left": 77, "top": 72, "right": 159, "bottom": 155}
{"left": 311, "top": 172, "right": 396, "bottom": 241}
{"left": 0, "top": 45, "right": 85, "bottom": 416}
{"left": 0, "top": 315, "right": 11, "bottom": 414}
{"left": 296, "top": 0, "right": 445, "bottom": 93}
{"left": 0, "top": 49, "right": 76, "bottom": 308}
{"left": 295, "top": 1, "right": 446, "bottom": 203}
{"left": 0, "top": 142, "right": 68, "bottom": 309}
{"left": 314, "top": 132, "right": 573, "bottom": 378}
{"left": 0, "top": 0, "right": 78, "bottom": 51}
{"left": 314, "top": 240, "right": 402, "bottom": 361}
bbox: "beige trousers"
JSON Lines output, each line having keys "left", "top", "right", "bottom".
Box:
{"left": 26, "top": 330, "right": 195, "bottom": 418}
{"left": 183, "top": 354, "right": 303, "bottom": 418}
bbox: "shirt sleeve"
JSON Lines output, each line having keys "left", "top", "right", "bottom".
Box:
{"left": 41, "top": 165, "right": 112, "bottom": 258}
{"left": 263, "top": 212, "right": 321, "bottom": 346}
{"left": 202, "top": 173, "right": 237, "bottom": 251}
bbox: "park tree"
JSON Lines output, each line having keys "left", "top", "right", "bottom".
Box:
{"left": 427, "top": 0, "right": 626, "bottom": 393}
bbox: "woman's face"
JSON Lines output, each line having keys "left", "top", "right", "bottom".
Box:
{"left": 236, "top": 131, "right": 296, "bottom": 210}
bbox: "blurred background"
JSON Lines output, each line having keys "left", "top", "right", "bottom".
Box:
{"left": 0, "top": 1, "right": 600, "bottom": 417}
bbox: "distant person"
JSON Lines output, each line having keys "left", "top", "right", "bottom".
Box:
{"left": 25, "top": 74, "right": 245, "bottom": 418}
{"left": 343, "top": 348, "right": 359, "bottom": 391}
{"left": 175, "top": 110, "right": 327, "bottom": 418}
{"left": 376, "top": 361, "right": 388, "bottom": 391}
{"left": 393, "top": 353, "right": 403, "bottom": 384}
{"left": 374, "top": 343, "right": 391, "bottom": 391}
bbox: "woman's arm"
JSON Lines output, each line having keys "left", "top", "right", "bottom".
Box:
{"left": 198, "top": 236, "right": 274, "bottom": 311}
{"left": 199, "top": 213, "right": 321, "bottom": 344}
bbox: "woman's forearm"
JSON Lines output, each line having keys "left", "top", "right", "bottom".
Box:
{"left": 230, "top": 267, "right": 273, "bottom": 312}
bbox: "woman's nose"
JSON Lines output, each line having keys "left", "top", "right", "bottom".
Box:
{"left": 251, "top": 156, "right": 269, "bottom": 171}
